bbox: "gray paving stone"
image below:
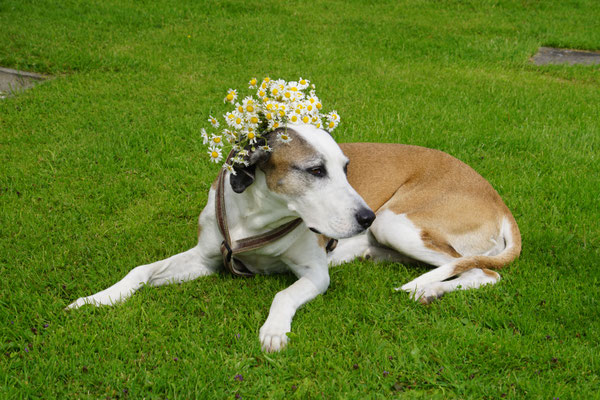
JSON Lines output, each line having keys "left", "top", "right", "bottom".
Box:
{"left": 531, "top": 47, "right": 600, "bottom": 66}
{"left": 0, "top": 67, "right": 49, "bottom": 98}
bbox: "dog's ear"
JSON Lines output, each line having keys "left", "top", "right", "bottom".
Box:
{"left": 230, "top": 164, "right": 256, "bottom": 193}
{"left": 229, "top": 145, "right": 272, "bottom": 193}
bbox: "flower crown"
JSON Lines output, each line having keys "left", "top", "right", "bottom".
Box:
{"left": 201, "top": 77, "right": 341, "bottom": 175}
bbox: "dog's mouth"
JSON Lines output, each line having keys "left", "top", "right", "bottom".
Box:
{"left": 309, "top": 227, "right": 322, "bottom": 234}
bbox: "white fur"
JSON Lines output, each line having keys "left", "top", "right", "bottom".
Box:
{"left": 67, "top": 124, "right": 368, "bottom": 352}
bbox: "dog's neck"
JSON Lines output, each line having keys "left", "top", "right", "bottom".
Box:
{"left": 224, "top": 168, "right": 300, "bottom": 235}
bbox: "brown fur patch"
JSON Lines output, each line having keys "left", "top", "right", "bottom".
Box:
{"left": 317, "top": 234, "right": 330, "bottom": 249}
{"left": 420, "top": 230, "right": 461, "bottom": 258}
{"left": 340, "top": 142, "right": 521, "bottom": 273}
{"left": 261, "top": 128, "right": 319, "bottom": 196}
{"left": 482, "top": 268, "right": 500, "bottom": 279}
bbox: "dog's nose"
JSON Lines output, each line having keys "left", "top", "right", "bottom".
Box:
{"left": 355, "top": 208, "right": 376, "bottom": 229}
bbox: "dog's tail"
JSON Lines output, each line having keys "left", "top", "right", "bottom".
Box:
{"left": 451, "top": 213, "right": 522, "bottom": 276}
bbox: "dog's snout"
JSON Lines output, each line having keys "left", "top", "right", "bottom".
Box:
{"left": 355, "top": 208, "right": 376, "bottom": 229}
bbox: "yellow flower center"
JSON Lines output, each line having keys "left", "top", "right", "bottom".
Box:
{"left": 266, "top": 113, "right": 272, "bottom": 120}
{"left": 246, "top": 105, "right": 254, "bottom": 112}
{"left": 281, "top": 134, "right": 288, "bottom": 140}
{"left": 236, "top": 118, "right": 242, "bottom": 124}
{"left": 238, "top": 106, "right": 244, "bottom": 113}
{"left": 279, "top": 110, "right": 285, "bottom": 117}
{"left": 266, "top": 104, "right": 273, "bottom": 111}
{"left": 310, "top": 98, "right": 315, "bottom": 103}
{"left": 291, "top": 115, "right": 298, "bottom": 122}
{"left": 214, "top": 137, "right": 221, "bottom": 143}
{"left": 264, "top": 77, "right": 270, "bottom": 82}
{"left": 291, "top": 87, "right": 298, "bottom": 91}
{"left": 226, "top": 94, "right": 233, "bottom": 101}
{"left": 307, "top": 104, "right": 313, "bottom": 111}
{"left": 300, "top": 79, "right": 306, "bottom": 85}
{"left": 273, "top": 122, "right": 280, "bottom": 128}
{"left": 259, "top": 90, "right": 265, "bottom": 97}
{"left": 211, "top": 151, "right": 218, "bottom": 158}
{"left": 329, "top": 121, "right": 335, "bottom": 128}
{"left": 250, "top": 116, "right": 258, "bottom": 124}
{"left": 302, "top": 116, "right": 309, "bottom": 123}
{"left": 316, "top": 103, "right": 322, "bottom": 109}
{"left": 228, "top": 114, "right": 235, "bottom": 119}
{"left": 250, "top": 78, "right": 257, "bottom": 86}
{"left": 272, "top": 88, "right": 279, "bottom": 95}
{"left": 284, "top": 92, "right": 291, "bottom": 99}
{"left": 248, "top": 132, "right": 255, "bottom": 139}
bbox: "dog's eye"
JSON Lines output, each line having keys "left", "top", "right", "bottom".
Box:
{"left": 307, "top": 166, "right": 326, "bottom": 177}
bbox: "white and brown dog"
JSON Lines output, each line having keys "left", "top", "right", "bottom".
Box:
{"left": 67, "top": 124, "right": 521, "bottom": 352}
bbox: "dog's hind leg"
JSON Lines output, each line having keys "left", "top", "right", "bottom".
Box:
{"left": 403, "top": 268, "right": 501, "bottom": 304}
{"left": 66, "top": 246, "right": 217, "bottom": 309}
{"left": 327, "top": 232, "right": 370, "bottom": 266}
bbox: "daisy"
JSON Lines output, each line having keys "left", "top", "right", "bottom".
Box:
{"left": 298, "top": 77, "right": 310, "bottom": 90}
{"left": 287, "top": 81, "right": 300, "bottom": 92}
{"left": 277, "top": 131, "right": 293, "bottom": 143}
{"left": 208, "top": 115, "right": 220, "bottom": 128}
{"left": 327, "top": 110, "right": 340, "bottom": 122}
{"left": 224, "top": 111, "right": 237, "bottom": 125}
{"left": 210, "top": 134, "right": 224, "bottom": 147}
{"left": 232, "top": 155, "right": 249, "bottom": 167}
{"left": 248, "top": 78, "right": 258, "bottom": 89}
{"left": 268, "top": 120, "right": 281, "bottom": 130}
{"left": 247, "top": 114, "right": 260, "bottom": 127}
{"left": 245, "top": 130, "right": 258, "bottom": 144}
{"left": 260, "top": 77, "right": 271, "bottom": 90}
{"left": 200, "top": 128, "right": 209, "bottom": 145}
{"left": 223, "top": 163, "right": 237, "bottom": 175}
{"left": 222, "top": 129, "right": 237, "bottom": 144}
{"left": 224, "top": 89, "right": 238, "bottom": 104}
{"left": 257, "top": 88, "right": 267, "bottom": 99}
{"left": 260, "top": 144, "right": 273, "bottom": 152}
{"left": 242, "top": 96, "right": 256, "bottom": 113}
{"left": 208, "top": 146, "right": 223, "bottom": 163}
{"left": 231, "top": 114, "right": 244, "bottom": 130}
{"left": 326, "top": 119, "right": 339, "bottom": 132}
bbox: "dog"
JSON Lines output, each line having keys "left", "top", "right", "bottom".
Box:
{"left": 67, "top": 124, "right": 521, "bottom": 352}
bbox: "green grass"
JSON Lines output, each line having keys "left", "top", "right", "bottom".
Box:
{"left": 1, "top": 0, "right": 599, "bottom": 398}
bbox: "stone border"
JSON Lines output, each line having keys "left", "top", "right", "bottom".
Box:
{"left": 0, "top": 67, "right": 51, "bottom": 98}
{"left": 531, "top": 47, "right": 600, "bottom": 66}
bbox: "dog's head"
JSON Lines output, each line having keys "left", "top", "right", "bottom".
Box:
{"left": 230, "top": 124, "right": 375, "bottom": 239}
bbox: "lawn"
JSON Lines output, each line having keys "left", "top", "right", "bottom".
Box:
{"left": 1, "top": 0, "right": 599, "bottom": 398}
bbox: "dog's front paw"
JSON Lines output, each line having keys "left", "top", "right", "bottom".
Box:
{"left": 65, "top": 294, "right": 118, "bottom": 310}
{"left": 65, "top": 297, "right": 90, "bottom": 310}
{"left": 259, "top": 319, "right": 291, "bottom": 352}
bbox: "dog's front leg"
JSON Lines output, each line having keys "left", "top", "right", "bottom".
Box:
{"left": 260, "top": 263, "right": 329, "bottom": 352}
{"left": 66, "top": 246, "right": 218, "bottom": 309}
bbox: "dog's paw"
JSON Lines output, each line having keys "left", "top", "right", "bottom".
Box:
{"left": 65, "top": 294, "right": 117, "bottom": 310}
{"left": 395, "top": 282, "right": 443, "bottom": 304}
{"left": 259, "top": 320, "right": 291, "bottom": 352}
{"left": 65, "top": 297, "right": 89, "bottom": 310}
